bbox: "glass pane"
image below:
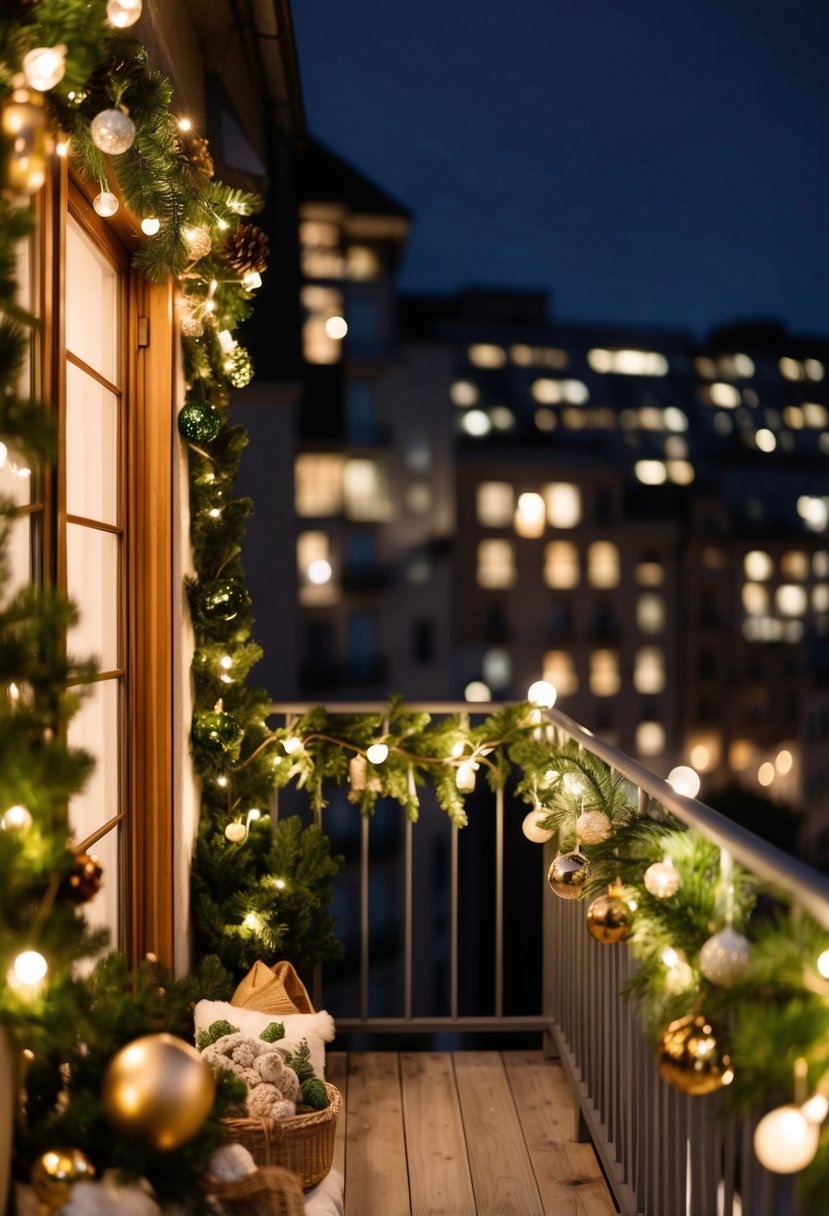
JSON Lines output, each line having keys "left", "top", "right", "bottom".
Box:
{"left": 66, "top": 216, "right": 119, "bottom": 385}
{"left": 68, "top": 678, "right": 120, "bottom": 839}
{"left": 6, "top": 513, "right": 31, "bottom": 595}
{"left": 67, "top": 524, "right": 119, "bottom": 670}
{"left": 15, "top": 219, "right": 33, "bottom": 313}
{"left": 0, "top": 451, "right": 33, "bottom": 508}
{"left": 76, "top": 824, "right": 120, "bottom": 954}
{"left": 66, "top": 363, "right": 119, "bottom": 524}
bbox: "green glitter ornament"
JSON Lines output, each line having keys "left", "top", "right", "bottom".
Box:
{"left": 201, "top": 579, "right": 248, "bottom": 622}
{"left": 224, "top": 345, "right": 254, "bottom": 389}
{"left": 178, "top": 400, "right": 221, "bottom": 443}
{"left": 192, "top": 705, "right": 243, "bottom": 752}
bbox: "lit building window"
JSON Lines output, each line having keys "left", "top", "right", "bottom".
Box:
{"left": 407, "top": 553, "right": 431, "bottom": 585}
{"left": 561, "top": 408, "right": 586, "bottom": 429}
{"left": 744, "top": 550, "right": 773, "bottom": 580}
{"left": 301, "top": 285, "right": 346, "bottom": 364}
{"left": 531, "top": 378, "right": 563, "bottom": 404}
{"left": 637, "top": 593, "right": 665, "bottom": 633}
{"left": 299, "top": 220, "right": 344, "bottom": 279}
{"left": 635, "top": 460, "right": 667, "bottom": 485}
{"left": 797, "top": 496, "right": 829, "bottom": 531}
{"left": 713, "top": 412, "right": 733, "bottom": 435}
{"left": 534, "top": 408, "right": 557, "bottom": 432}
{"left": 780, "top": 550, "right": 809, "bottom": 580}
{"left": 298, "top": 531, "right": 337, "bottom": 605}
{"left": 694, "top": 356, "right": 717, "bottom": 378}
{"left": 663, "top": 407, "right": 688, "bottom": 432}
{"left": 803, "top": 403, "right": 829, "bottom": 427}
{"left": 805, "top": 358, "right": 825, "bottom": 381}
{"left": 636, "top": 559, "right": 664, "bottom": 586}
{"left": 634, "top": 647, "right": 665, "bottom": 694}
{"left": 347, "top": 245, "right": 380, "bottom": 280}
{"left": 563, "top": 379, "right": 589, "bottom": 403}
{"left": 783, "top": 406, "right": 804, "bottom": 429}
{"left": 587, "top": 348, "right": 669, "bottom": 376}
{"left": 476, "top": 481, "right": 514, "bottom": 528}
{"left": 544, "top": 541, "right": 580, "bottom": 589}
{"left": 705, "top": 383, "right": 741, "bottom": 408}
{"left": 295, "top": 454, "right": 344, "bottom": 516}
{"left": 405, "top": 436, "right": 431, "bottom": 473}
{"left": 510, "top": 344, "right": 533, "bottom": 366}
{"left": 406, "top": 483, "right": 432, "bottom": 513}
{"left": 344, "top": 458, "right": 388, "bottom": 521}
{"left": 779, "top": 357, "right": 802, "bottom": 381}
{"left": 667, "top": 460, "right": 695, "bottom": 484}
{"left": 814, "top": 551, "right": 829, "bottom": 578}
{"left": 716, "top": 353, "right": 755, "bottom": 379}
{"left": 450, "top": 380, "right": 479, "bottom": 406}
{"left": 664, "top": 436, "right": 688, "bottom": 459}
{"left": 483, "top": 647, "right": 511, "bottom": 689}
{"left": 587, "top": 541, "right": 620, "bottom": 588}
{"left": 543, "top": 649, "right": 578, "bottom": 695}
{"left": 775, "top": 584, "right": 807, "bottom": 616}
{"left": 636, "top": 721, "right": 665, "bottom": 756}
{"left": 489, "top": 406, "right": 516, "bottom": 430}
{"left": 468, "top": 343, "right": 507, "bottom": 368}
{"left": 460, "top": 410, "right": 491, "bottom": 437}
{"left": 514, "top": 491, "right": 546, "bottom": 538}
{"left": 741, "top": 583, "right": 768, "bottom": 615}
{"left": 590, "top": 650, "right": 620, "bottom": 696}
{"left": 543, "top": 482, "right": 581, "bottom": 528}
{"left": 537, "top": 347, "right": 569, "bottom": 368}
{"left": 476, "top": 539, "right": 516, "bottom": 588}
{"left": 639, "top": 407, "right": 664, "bottom": 430}
{"left": 813, "top": 584, "right": 829, "bottom": 612}
{"left": 755, "top": 428, "right": 777, "bottom": 453}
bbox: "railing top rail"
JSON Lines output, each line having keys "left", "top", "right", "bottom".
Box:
{"left": 270, "top": 700, "right": 829, "bottom": 930}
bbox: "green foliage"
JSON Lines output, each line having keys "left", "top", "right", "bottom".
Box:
{"left": 300, "top": 1078, "right": 328, "bottom": 1109}
{"left": 285, "top": 1038, "right": 315, "bottom": 1085}
{"left": 260, "top": 1021, "right": 285, "bottom": 1043}
{"left": 196, "top": 1019, "right": 239, "bottom": 1052}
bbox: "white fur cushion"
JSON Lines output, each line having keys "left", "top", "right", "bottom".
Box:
{"left": 193, "top": 1000, "right": 334, "bottom": 1079}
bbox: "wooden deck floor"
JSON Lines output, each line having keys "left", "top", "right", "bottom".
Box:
{"left": 326, "top": 1051, "right": 618, "bottom": 1216}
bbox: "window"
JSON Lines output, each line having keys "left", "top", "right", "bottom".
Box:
{"left": 347, "top": 611, "right": 378, "bottom": 678}
{"left": 544, "top": 482, "right": 581, "bottom": 528}
{"left": 450, "top": 380, "right": 478, "bottom": 406}
{"left": 405, "top": 483, "right": 432, "bottom": 513}
{"left": 477, "top": 540, "right": 516, "bottom": 588}
{"left": 776, "top": 585, "right": 807, "bottom": 616}
{"left": 299, "top": 219, "right": 344, "bottom": 279}
{"left": 468, "top": 343, "right": 506, "bottom": 368}
{"left": 298, "top": 530, "right": 333, "bottom": 585}
{"left": 543, "top": 650, "right": 578, "bottom": 695}
{"left": 476, "top": 481, "right": 514, "bottom": 527}
{"left": 412, "top": 618, "right": 435, "bottom": 664}
{"left": 636, "top": 558, "right": 664, "bottom": 587}
{"left": 544, "top": 541, "right": 580, "bottom": 589}
{"left": 514, "top": 492, "right": 545, "bottom": 538}
{"left": 346, "top": 384, "right": 377, "bottom": 443}
{"left": 343, "top": 458, "right": 389, "bottom": 521}
{"left": 637, "top": 593, "right": 665, "bottom": 633}
{"left": 405, "top": 436, "right": 431, "bottom": 473}
{"left": 743, "top": 550, "right": 773, "bottom": 581}
{"left": 295, "top": 454, "right": 344, "bottom": 516}
{"left": 590, "top": 650, "right": 620, "bottom": 696}
{"left": 301, "top": 285, "right": 345, "bottom": 363}
{"left": 587, "top": 541, "right": 620, "bottom": 588}
{"left": 780, "top": 550, "right": 809, "bottom": 580}
{"left": 587, "top": 349, "right": 668, "bottom": 376}
{"left": 742, "top": 583, "right": 768, "bottom": 616}
{"left": 634, "top": 647, "right": 665, "bottom": 694}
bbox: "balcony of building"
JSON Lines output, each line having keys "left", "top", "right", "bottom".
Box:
{"left": 272, "top": 701, "right": 829, "bottom": 1216}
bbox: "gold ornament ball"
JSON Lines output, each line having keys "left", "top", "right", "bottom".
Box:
{"left": 547, "top": 849, "right": 591, "bottom": 900}
{"left": 31, "top": 1148, "right": 95, "bottom": 1208}
{"left": 576, "top": 807, "right": 612, "bottom": 845}
{"left": 586, "top": 890, "right": 633, "bottom": 943}
{"left": 657, "top": 1014, "right": 734, "bottom": 1096}
{"left": 102, "top": 1033, "right": 216, "bottom": 1150}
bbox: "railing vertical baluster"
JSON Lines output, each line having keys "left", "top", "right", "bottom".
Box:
{"left": 404, "top": 815, "right": 413, "bottom": 1020}
{"left": 360, "top": 813, "right": 369, "bottom": 1022}
{"left": 495, "top": 785, "right": 504, "bottom": 1018}
{"left": 270, "top": 785, "right": 279, "bottom": 824}
{"left": 450, "top": 821, "right": 459, "bottom": 1019}
{"left": 722, "top": 1113, "right": 736, "bottom": 1216}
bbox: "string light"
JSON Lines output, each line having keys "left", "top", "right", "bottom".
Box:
{"left": 366, "top": 742, "right": 389, "bottom": 765}
{"left": 527, "top": 680, "right": 557, "bottom": 709}
{"left": 754, "top": 1105, "right": 820, "bottom": 1173}
{"left": 282, "top": 736, "right": 302, "bottom": 755}
{"left": 141, "top": 216, "right": 160, "bottom": 236}
{"left": 94, "top": 189, "right": 119, "bottom": 217}
{"left": 215, "top": 775, "right": 228, "bottom": 788}
{"left": 177, "top": 118, "right": 192, "bottom": 132}
{"left": 55, "top": 139, "right": 70, "bottom": 158}
{"left": 1, "top": 804, "right": 32, "bottom": 831}
{"left": 667, "top": 765, "right": 701, "bottom": 798}
{"left": 817, "top": 949, "right": 829, "bottom": 980}
{"left": 9, "top": 950, "right": 48, "bottom": 995}
{"left": 106, "top": 0, "right": 142, "bottom": 29}
{"left": 22, "top": 46, "right": 67, "bottom": 92}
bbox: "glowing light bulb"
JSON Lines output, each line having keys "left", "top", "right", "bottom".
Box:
{"left": 667, "top": 765, "right": 701, "bottom": 798}
{"left": 366, "top": 742, "right": 389, "bottom": 765}
{"left": 817, "top": 949, "right": 829, "bottom": 979}
{"left": 10, "top": 950, "right": 48, "bottom": 994}
{"left": 242, "top": 913, "right": 259, "bottom": 930}
{"left": 93, "top": 190, "right": 119, "bottom": 217}
{"left": 242, "top": 271, "right": 262, "bottom": 290}
{"left": 527, "top": 680, "right": 557, "bottom": 709}
{"left": 208, "top": 507, "right": 221, "bottom": 519}
{"left": 106, "top": 0, "right": 142, "bottom": 28}
{"left": 1, "top": 804, "right": 32, "bottom": 831}
{"left": 464, "top": 680, "right": 491, "bottom": 702}
{"left": 56, "top": 139, "right": 70, "bottom": 158}
{"left": 325, "top": 316, "right": 348, "bottom": 340}
{"left": 307, "top": 559, "right": 332, "bottom": 585}
{"left": 661, "top": 947, "right": 679, "bottom": 969}
{"left": 450, "top": 740, "right": 465, "bottom": 758}
{"left": 644, "top": 858, "right": 681, "bottom": 898}
{"left": 274, "top": 878, "right": 286, "bottom": 891}
{"left": 141, "top": 216, "right": 160, "bottom": 236}
{"left": 219, "top": 655, "right": 233, "bottom": 670}
{"left": 282, "top": 736, "right": 302, "bottom": 755}
{"left": 455, "top": 759, "right": 478, "bottom": 792}
{"left": 216, "top": 775, "right": 228, "bottom": 788}
{"left": 802, "top": 1094, "right": 829, "bottom": 1124}
{"left": 178, "top": 118, "right": 192, "bottom": 132}
{"left": 22, "top": 45, "right": 67, "bottom": 92}
{"left": 754, "top": 1105, "right": 820, "bottom": 1173}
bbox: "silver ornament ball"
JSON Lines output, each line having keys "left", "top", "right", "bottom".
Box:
{"left": 90, "top": 108, "right": 136, "bottom": 154}
{"left": 699, "top": 926, "right": 750, "bottom": 988}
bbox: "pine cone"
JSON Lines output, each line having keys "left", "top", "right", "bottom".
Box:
{"left": 223, "top": 224, "right": 269, "bottom": 275}
{"left": 179, "top": 129, "right": 214, "bottom": 182}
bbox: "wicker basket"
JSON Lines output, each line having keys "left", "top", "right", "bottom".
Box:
{"left": 224, "top": 1083, "right": 342, "bottom": 1190}
{"left": 206, "top": 1166, "right": 306, "bottom": 1216}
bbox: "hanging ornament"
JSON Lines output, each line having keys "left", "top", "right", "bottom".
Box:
{"left": 106, "top": 0, "right": 143, "bottom": 29}
{"left": 586, "top": 884, "right": 633, "bottom": 943}
{"left": 178, "top": 399, "right": 221, "bottom": 443}
{"left": 102, "top": 1033, "right": 215, "bottom": 1150}
{"left": 1, "top": 84, "right": 48, "bottom": 197}
{"left": 183, "top": 225, "right": 212, "bottom": 261}
{"left": 521, "top": 809, "right": 554, "bottom": 843}
{"left": 30, "top": 1148, "right": 95, "bottom": 1209}
{"left": 224, "top": 345, "right": 254, "bottom": 389}
{"left": 223, "top": 223, "right": 269, "bottom": 274}
{"left": 140, "top": 216, "right": 160, "bottom": 236}
{"left": 753, "top": 1104, "right": 820, "bottom": 1174}
{"left": 192, "top": 705, "right": 242, "bottom": 753}
{"left": 657, "top": 1014, "right": 733, "bottom": 1095}
{"left": 547, "top": 849, "right": 591, "bottom": 900}
{"left": 178, "top": 127, "right": 214, "bottom": 182}
{"left": 576, "top": 806, "right": 612, "bottom": 845}
{"left": 60, "top": 851, "right": 103, "bottom": 904}
{"left": 643, "top": 858, "right": 681, "bottom": 899}
{"left": 347, "top": 752, "right": 367, "bottom": 801}
{"left": 22, "top": 45, "right": 67, "bottom": 92}
{"left": 225, "top": 820, "right": 246, "bottom": 843}
{"left": 455, "top": 759, "right": 478, "bottom": 792}
{"left": 8, "top": 949, "right": 48, "bottom": 996}
{"left": 180, "top": 312, "right": 204, "bottom": 338}
{"left": 201, "top": 579, "right": 248, "bottom": 621}
{"left": 90, "top": 107, "right": 136, "bottom": 154}
{"left": 699, "top": 925, "right": 750, "bottom": 988}
{"left": 366, "top": 741, "right": 389, "bottom": 765}
{"left": 93, "top": 189, "right": 119, "bottom": 217}
{"left": 661, "top": 946, "right": 694, "bottom": 994}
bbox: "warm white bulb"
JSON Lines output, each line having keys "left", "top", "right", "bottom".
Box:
{"left": 141, "top": 216, "right": 160, "bottom": 236}
{"left": 274, "top": 878, "right": 286, "bottom": 891}
{"left": 644, "top": 859, "right": 681, "bottom": 899}
{"left": 93, "top": 191, "right": 119, "bottom": 218}
{"left": 366, "top": 742, "right": 389, "bottom": 765}
{"left": 55, "top": 139, "right": 70, "bottom": 158}
{"left": 247, "top": 808, "right": 262, "bottom": 822}
{"left": 661, "top": 947, "right": 679, "bottom": 968}
{"left": 282, "top": 736, "right": 302, "bottom": 755}
{"left": 754, "top": 1105, "right": 820, "bottom": 1173}
{"left": 464, "top": 681, "right": 491, "bottom": 702}
{"left": 178, "top": 118, "right": 192, "bottom": 132}
{"left": 527, "top": 680, "right": 557, "bottom": 709}
{"left": 218, "top": 329, "right": 236, "bottom": 354}
{"left": 307, "top": 559, "right": 332, "bottom": 585}
{"left": 22, "top": 45, "right": 67, "bottom": 92}
{"left": 242, "top": 271, "right": 262, "bottom": 290}
{"left": 802, "top": 1094, "right": 829, "bottom": 1124}
{"left": 243, "top": 913, "right": 259, "bottom": 930}
{"left": 325, "top": 315, "right": 348, "bottom": 340}
{"left": 667, "top": 765, "right": 701, "bottom": 798}
{"left": 219, "top": 655, "right": 233, "bottom": 670}
{"left": 817, "top": 949, "right": 829, "bottom": 980}
{"left": 1, "top": 804, "right": 32, "bottom": 831}
{"left": 106, "top": 0, "right": 142, "bottom": 28}
{"left": 207, "top": 507, "right": 221, "bottom": 519}
{"left": 12, "top": 950, "right": 48, "bottom": 986}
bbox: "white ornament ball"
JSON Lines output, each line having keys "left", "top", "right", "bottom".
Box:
{"left": 90, "top": 108, "right": 136, "bottom": 154}
{"left": 93, "top": 191, "right": 119, "bottom": 218}
{"left": 22, "top": 45, "right": 67, "bottom": 92}
{"left": 183, "top": 226, "right": 212, "bottom": 261}
{"left": 753, "top": 1104, "right": 820, "bottom": 1174}
{"left": 643, "top": 860, "right": 681, "bottom": 899}
{"left": 699, "top": 926, "right": 750, "bottom": 988}
{"left": 180, "top": 313, "right": 204, "bottom": 338}
{"left": 576, "top": 807, "right": 612, "bottom": 845}
{"left": 522, "top": 809, "right": 554, "bottom": 844}
{"left": 106, "top": 0, "right": 143, "bottom": 29}
{"left": 224, "top": 821, "right": 246, "bottom": 843}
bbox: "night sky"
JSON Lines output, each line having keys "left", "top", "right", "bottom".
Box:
{"left": 293, "top": 0, "right": 829, "bottom": 336}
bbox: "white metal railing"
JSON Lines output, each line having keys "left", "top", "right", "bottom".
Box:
{"left": 271, "top": 701, "right": 829, "bottom": 1216}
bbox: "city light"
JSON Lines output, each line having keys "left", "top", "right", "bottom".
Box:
{"left": 667, "top": 766, "right": 701, "bottom": 798}
{"left": 527, "top": 680, "right": 557, "bottom": 708}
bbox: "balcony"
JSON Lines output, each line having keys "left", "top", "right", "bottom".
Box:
{"left": 271, "top": 701, "right": 829, "bottom": 1215}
